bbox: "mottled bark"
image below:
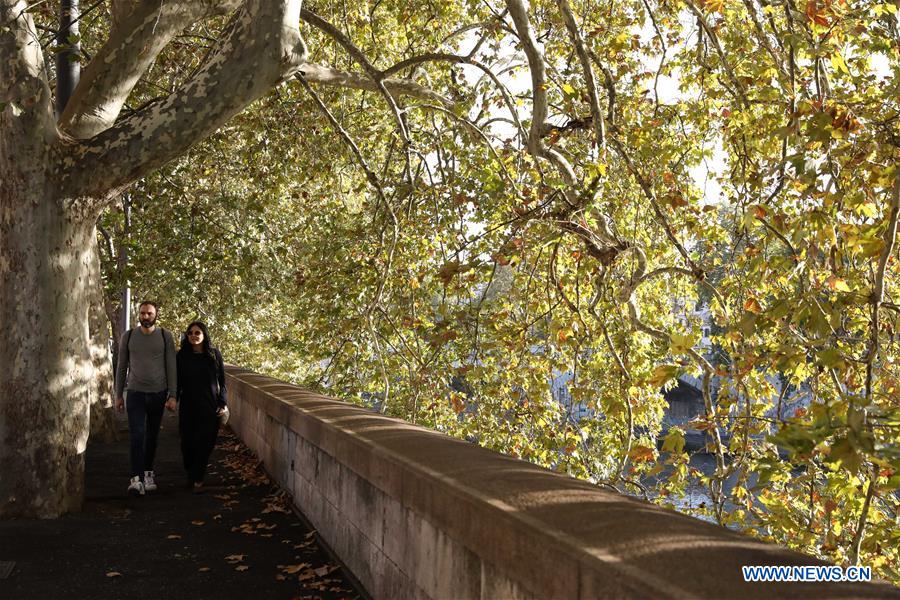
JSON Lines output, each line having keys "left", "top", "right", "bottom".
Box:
{"left": 0, "top": 165, "right": 95, "bottom": 517}
{"left": 1, "top": 2, "right": 87, "bottom": 518}
{"left": 60, "top": 0, "right": 242, "bottom": 139}
{"left": 68, "top": 0, "right": 307, "bottom": 201}
{"left": 87, "top": 238, "right": 117, "bottom": 443}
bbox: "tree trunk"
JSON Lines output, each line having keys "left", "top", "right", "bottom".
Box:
{"left": 88, "top": 237, "right": 118, "bottom": 443}
{"left": 0, "top": 172, "right": 96, "bottom": 517}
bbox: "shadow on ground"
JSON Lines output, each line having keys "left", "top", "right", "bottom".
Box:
{"left": 0, "top": 412, "right": 363, "bottom": 600}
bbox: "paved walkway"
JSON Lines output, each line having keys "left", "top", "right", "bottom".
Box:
{"left": 0, "top": 412, "right": 363, "bottom": 600}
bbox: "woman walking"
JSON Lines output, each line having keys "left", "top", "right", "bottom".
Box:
{"left": 176, "top": 321, "right": 227, "bottom": 493}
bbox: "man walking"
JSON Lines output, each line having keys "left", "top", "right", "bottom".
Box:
{"left": 115, "top": 301, "right": 177, "bottom": 496}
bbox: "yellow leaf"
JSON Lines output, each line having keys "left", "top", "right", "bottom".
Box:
{"left": 830, "top": 52, "right": 850, "bottom": 76}
{"left": 648, "top": 364, "right": 679, "bottom": 387}
{"left": 857, "top": 202, "right": 878, "bottom": 218}
{"left": 826, "top": 275, "right": 851, "bottom": 292}
{"left": 669, "top": 331, "right": 697, "bottom": 353}
{"left": 661, "top": 428, "right": 686, "bottom": 454}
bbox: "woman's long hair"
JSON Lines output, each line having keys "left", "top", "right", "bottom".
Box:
{"left": 179, "top": 320, "right": 215, "bottom": 360}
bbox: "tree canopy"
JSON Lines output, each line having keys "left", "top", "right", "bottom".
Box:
{"left": 4, "top": 0, "right": 898, "bottom": 582}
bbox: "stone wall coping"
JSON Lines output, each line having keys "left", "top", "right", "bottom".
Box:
{"left": 226, "top": 367, "right": 896, "bottom": 599}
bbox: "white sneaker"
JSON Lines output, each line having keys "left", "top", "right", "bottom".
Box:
{"left": 144, "top": 471, "right": 157, "bottom": 492}
{"left": 128, "top": 476, "right": 145, "bottom": 496}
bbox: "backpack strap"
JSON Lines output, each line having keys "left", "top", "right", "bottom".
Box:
{"left": 160, "top": 327, "right": 168, "bottom": 381}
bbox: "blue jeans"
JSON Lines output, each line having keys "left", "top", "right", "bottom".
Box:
{"left": 126, "top": 390, "right": 167, "bottom": 478}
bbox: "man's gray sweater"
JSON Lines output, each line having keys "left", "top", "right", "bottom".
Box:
{"left": 115, "top": 327, "right": 177, "bottom": 397}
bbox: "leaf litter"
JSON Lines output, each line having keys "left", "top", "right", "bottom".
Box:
{"left": 213, "top": 429, "right": 358, "bottom": 596}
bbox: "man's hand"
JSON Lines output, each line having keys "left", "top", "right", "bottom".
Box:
{"left": 165, "top": 397, "right": 177, "bottom": 412}
{"left": 116, "top": 396, "right": 124, "bottom": 413}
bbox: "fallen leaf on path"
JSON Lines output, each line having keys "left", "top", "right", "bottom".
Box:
{"left": 314, "top": 565, "right": 336, "bottom": 577}
{"left": 279, "top": 563, "right": 311, "bottom": 574}
{"left": 233, "top": 522, "right": 259, "bottom": 535}
{"left": 235, "top": 565, "right": 250, "bottom": 572}
{"left": 198, "top": 567, "right": 210, "bottom": 572}
{"left": 166, "top": 534, "right": 182, "bottom": 540}
{"left": 224, "top": 554, "right": 246, "bottom": 563}
{"left": 105, "top": 572, "right": 122, "bottom": 578}
{"left": 262, "top": 504, "right": 290, "bottom": 514}
{"left": 191, "top": 520, "right": 205, "bottom": 526}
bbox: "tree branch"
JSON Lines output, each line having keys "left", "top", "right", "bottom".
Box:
{"left": 296, "top": 73, "right": 388, "bottom": 206}
{"left": 555, "top": 0, "right": 604, "bottom": 148}
{"left": 609, "top": 137, "right": 702, "bottom": 276}
{"left": 59, "top": 0, "right": 242, "bottom": 139}
{"left": 1, "top": 0, "right": 55, "bottom": 141}
{"left": 740, "top": 0, "right": 790, "bottom": 88}
{"left": 381, "top": 51, "right": 526, "bottom": 142}
{"left": 300, "top": 7, "right": 410, "bottom": 144}
{"left": 683, "top": 0, "right": 749, "bottom": 109}
{"left": 504, "top": 0, "right": 578, "bottom": 198}
{"left": 297, "top": 62, "right": 451, "bottom": 105}
{"left": 68, "top": 0, "right": 307, "bottom": 204}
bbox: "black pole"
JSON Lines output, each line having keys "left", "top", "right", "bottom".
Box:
{"left": 56, "top": 0, "right": 80, "bottom": 114}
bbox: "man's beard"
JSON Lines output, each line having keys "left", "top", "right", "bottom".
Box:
{"left": 139, "top": 316, "right": 157, "bottom": 328}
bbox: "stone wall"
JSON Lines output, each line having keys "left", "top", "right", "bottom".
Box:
{"left": 225, "top": 367, "right": 892, "bottom": 599}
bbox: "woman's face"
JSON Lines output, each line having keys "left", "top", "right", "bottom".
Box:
{"left": 187, "top": 326, "right": 204, "bottom": 346}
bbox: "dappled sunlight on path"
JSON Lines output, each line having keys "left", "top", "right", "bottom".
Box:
{"left": 0, "top": 412, "right": 362, "bottom": 600}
